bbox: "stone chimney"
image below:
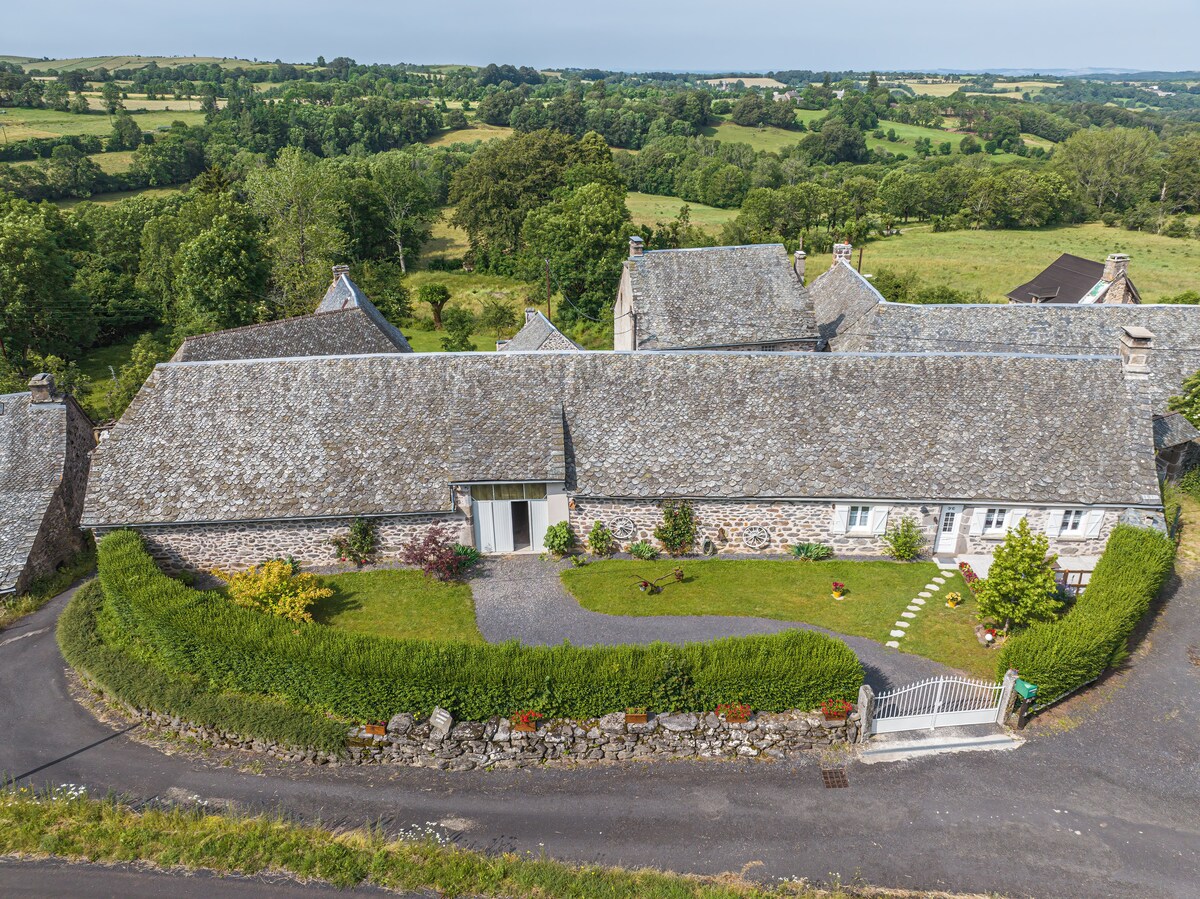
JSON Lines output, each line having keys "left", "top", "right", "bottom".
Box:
{"left": 525, "top": 308, "right": 539, "bottom": 324}
{"left": 332, "top": 263, "right": 351, "bottom": 278}
{"left": 628, "top": 236, "right": 645, "bottom": 258}
{"left": 1103, "top": 253, "right": 1130, "bottom": 283}
{"left": 1119, "top": 326, "right": 1154, "bottom": 378}
{"left": 28, "top": 372, "right": 56, "bottom": 404}
{"left": 833, "top": 242, "right": 852, "bottom": 266}
{"left": 793, "top": 249, "right": 807, "bottom": 284}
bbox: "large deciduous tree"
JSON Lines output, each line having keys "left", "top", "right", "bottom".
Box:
{"left": 1054, "top": 127, "right": 1160, "bottom": 215}
{"left": 370, "top": 151, "right": 439, "bottom": 273}
{"left": 173, "top": 214, "right": 271, "bottom": 338}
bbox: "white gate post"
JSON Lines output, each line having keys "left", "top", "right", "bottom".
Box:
{"left": 996, "top": 668, "right": 1018, "bottom": 725}
{"left": 857, "top": 684, "right": 875, "bottom": 740}
{"left": 929, "top": 677, "right": 946, "bottom": 730}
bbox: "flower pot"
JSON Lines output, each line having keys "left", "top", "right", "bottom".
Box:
{"left": 831, "top": 591, "right": 844, "bottom": 600}
{"left": 625, "top": 712, "right": 648, "bottom": 725}
{"left": 512, "top": 721, "right": 537, "bottom": 733}
{"left": 363, "top": 723, "right": 386, "bottom": 737}
{"left": 725, "top": 715, "right": 750, "bottom": 725}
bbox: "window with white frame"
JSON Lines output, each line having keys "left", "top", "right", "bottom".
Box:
{"left": 982, "top": 508, "right": 1008, "bottom": 534}
{"left": 1059, "top": 509, "right": 1085, "bottom": 535}
{"left": 847, "top": 505, "right": 871, "bottom": 531}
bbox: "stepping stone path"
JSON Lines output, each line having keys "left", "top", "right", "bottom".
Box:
{"left": 883, "top": 564, "right": 961, "bottom": 650}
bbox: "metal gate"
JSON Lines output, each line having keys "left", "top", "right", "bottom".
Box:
{"left": 864, "top": 673, "right": 1014, "bottom": 735}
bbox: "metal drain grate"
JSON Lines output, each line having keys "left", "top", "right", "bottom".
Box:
{"left": 1189, "top": 645, "right": 1200, "bottom": 667}
{"left": 821, "top": 767, "right": 849, "bottom": 788}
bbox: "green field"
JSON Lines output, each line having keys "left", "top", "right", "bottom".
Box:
{"left": 627, "top": 191, "right": 737, "bottom": 231}
{"left": 10, "top": 55, "right": 278, "bottom": 72}
{"left": 424, "top": 123, "right": 513, "bottom": 147}
{"left": 54, "top": 186, "right": 182, "bottom": 209}
{"left": 0, "top": 107, "right": 205, "bottom": 139}
{"left": 804, "top": 222, "right": 1200, "bottom": 302}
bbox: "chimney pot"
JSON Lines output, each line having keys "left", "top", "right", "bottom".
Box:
{"left": 833, "top": 242, "right": 853, "bottom": 266}
{"left": 332, "top": 264, "right": 351, "bottom": 276}
{"left": 1103, "top": 253, "right": 1130, "bottom": 282}
{"left": 525, "top": 308, "right": 539, "bottom": 323}
{"left": 28, "top": 372, "right": 56, "bottom": 404}
{"left": 794, "top": 249, "right": 807, "bottom": 284}
{"left": 1119, "top": 325, "right": 1154, "bottom": 378}
{"left": 628, "top": 236, "right": 645, "bottom": 258}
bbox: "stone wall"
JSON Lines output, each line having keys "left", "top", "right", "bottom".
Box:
{"left": 18, "top": 398, "right": 94, "bottom": 594}
{"left": 103, "top": 510, "right": 470, "bottom": 574}
{"left": 120, "top": 701, "right": 862, "bottom": 770}
{"left": 569, "top": 498, "right": 934, "bottom": 556}
{"left": 959, "top": 507, "right": 1118, "bottom": 559}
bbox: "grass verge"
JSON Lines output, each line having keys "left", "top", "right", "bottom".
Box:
{"left": 562, "top": 559, "right": 991, "bottom": 677}
{"left": 0, "top": 787, "right": 864, "bottom": 898}
{"left": 313, "top": 569, "right": 482, "bottom": 643}
{"left": 0, "top": 546, "right": 95, "bottom": 633}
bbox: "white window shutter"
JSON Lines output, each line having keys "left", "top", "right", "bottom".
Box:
{"left": 968, "top": 508, "right": 985, "bottom": 536}
{"left": 870, "top": 505, "right": 892, "bottom": 535}
{"left": 1006, "top": 509, "right": 1028, "bottom": 530}
{"left": 1045, "top": 509, "right": 1065, "bottom": 536}
{"left": 1084, "top": 509, "right": 1105, "bottom": 538}
{"left": 831, "top": 505, "right": 849, "bottom": 534}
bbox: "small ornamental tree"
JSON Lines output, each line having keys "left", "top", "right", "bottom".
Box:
{"left": 222, "top": 560, "right": 332, "bottom": 623}
{"left": 975, "top": 518, "right": 1063, "bottom": 632}
{"left": 587, "top": 520, "right": 616, "bottom": 557}
{"left": 882, "top": 514, "right": 925, "bottom": 561}
{"left": 402, "top": 525, "right": 473, "bottom": 581}
{"left": 418, "top": 282, "right": 451, "bottom": 329}
{"left": 654, "top": 500, "right": 697, "bottom": 555}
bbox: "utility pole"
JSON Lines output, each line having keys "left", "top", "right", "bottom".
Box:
{"left": 857, "top": 247, "right": 864, "bottom": 272}
{"left": 544, "top": 258, "right": 552, "bottom": 323}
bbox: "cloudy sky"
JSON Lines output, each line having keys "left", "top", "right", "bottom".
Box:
{"left": 7, "top": 0, "right": 1196, "bottom": 72}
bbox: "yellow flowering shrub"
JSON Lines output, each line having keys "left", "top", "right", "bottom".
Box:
{"left": 220, "top": 560, "right": 331, "bottom": 623}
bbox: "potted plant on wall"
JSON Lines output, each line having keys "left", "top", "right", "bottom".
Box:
{"left": 625, "top": 706, "right": 648, "bottom": 725}
{"left": 820, "top": 698, "right": 853, "bottom": 724}
{"left": 510, "top": 710, "right": 543, "bottom": 733}
{"left": 716, "top": 702, "right": 752, "bottom": 724}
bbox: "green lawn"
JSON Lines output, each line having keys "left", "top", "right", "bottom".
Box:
{"left": 73, "top": 333, "right": 147, "bottom": 420}
{"left": 424, "top": 123, "right": 513, "bottom": 147}
{"left": 561, "top": 558, "right": 993, "bottom": 678}
{"left": 312, "top": 569, "right": 482, "bottom": 643}
{"left": 804, "top": 222, "right": 1200, "bottom": 302}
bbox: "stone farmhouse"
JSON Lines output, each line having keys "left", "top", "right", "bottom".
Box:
{"left": 0, "top": 375, "right": 93, "bottom": 595}
{"left": 82, "top": 246, "right": 1198, "bottom": 575}
{"left": 1006, "top": 252, "right": 1140, "bottom": 305}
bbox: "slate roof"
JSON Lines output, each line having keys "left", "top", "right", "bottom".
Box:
{"left": 624, "top": 245, "right": 820, "bottom": 349}
{"left": 834, "top": 302, "right": 1200, "bottom": 411}
{"left": 0, "top": 393, "right": 69, "bottom": 591}
{"left": 499, "top": 310, "right": 581, "bottom": 352}
{"left": 1153, "top": 412, "right": 1198, "bottom": 450}
{"left": 1006, "top": 253, "right": 1141, "bottom": 304}
{"left": 84, "top": 350, "right": 1159, "bottom": 528}
{"left": 807, "top": 260, "right": 887, "bottom": 346}
{"left": 172, "top": 271, "right": 412, "bottom": 362}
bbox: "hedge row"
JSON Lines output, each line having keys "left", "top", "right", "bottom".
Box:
{"left": 58, "top": 582, "right": 347, "bottom": 752}
{"left": 94, "top": 531, "right": 864, "bottom": 722}
{"left": 997, "top": 523, "right": 1176, "bottom": 705}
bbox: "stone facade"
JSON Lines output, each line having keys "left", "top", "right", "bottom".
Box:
{"left": 570, "top": 498, "right": 935, "bottom": 556}
{"left": 105, "top": 508, "right": 470, "bottom": 574}
{"left": 570, "top": 498, "right": 1118, "bottom": 561}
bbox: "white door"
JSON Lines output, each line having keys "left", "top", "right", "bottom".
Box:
{"left": 529, "top": 500, "right": 549, "bottom": 553}
{"left": 935, "top": 505, "right": 962, "bottom": 555}
{"left": 492, "top": 501, "right": 514, "bottom": 553}
{"left": 473, "top": 501, "right": 496, "bottom": 554}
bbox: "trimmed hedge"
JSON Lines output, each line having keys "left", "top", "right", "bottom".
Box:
{"left": 93, "top": 531, "right": 864, "bottom": 722}
{"left": 58, "top": 581, "right": 347, "bottom": 752}
{"left": 997, "top": 524, "right": 1175, "bottom": 705}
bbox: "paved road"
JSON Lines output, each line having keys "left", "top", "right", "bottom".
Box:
{"left": 1, "top": 569, "right": 1198, "bottom": 898}
{"left": 473, "top": 555, "right": 955, "bottom": 691}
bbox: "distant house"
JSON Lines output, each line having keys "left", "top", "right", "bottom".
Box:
{"left": 0, "top": 375, "right": 93, "bottom": 595}
{"left": 1006, "top": 253, "right": 1141, "bottom": 305}
{"left": 497, "top": 309, "right": 581, "bottom": 352}
{"left": 613, "top": 239, "right": 822, "bottom": 352}
{"left": 171, "top": 265, "right": 412, "bottom": 363}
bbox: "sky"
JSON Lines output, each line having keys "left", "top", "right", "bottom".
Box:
{"left": 6, "top": 0, "right": 1198, "bottom": 73}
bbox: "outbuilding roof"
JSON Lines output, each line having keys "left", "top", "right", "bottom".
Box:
{"left": 623, "top": 244, "right": 820, "bottom": 348}
{"left": 808, "top": 260, "right": 887, "bottom": 347}
{"left": 84, "top": 350, "right": 1160, "bottom": 528}
{"left": 0, "top": 393, "right": 71, "bottom": 591}
{"left": 172, "top": 270, "right": 412, "bottom": 362}
{"left": 1006, "top": 253, "right": 1141, "bottom": 305}
{"left": 834, "top": 302, "right": 1200, "bottom": 410}
{"left": 498, "top": 310, "right": 581, "bottom": 352}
